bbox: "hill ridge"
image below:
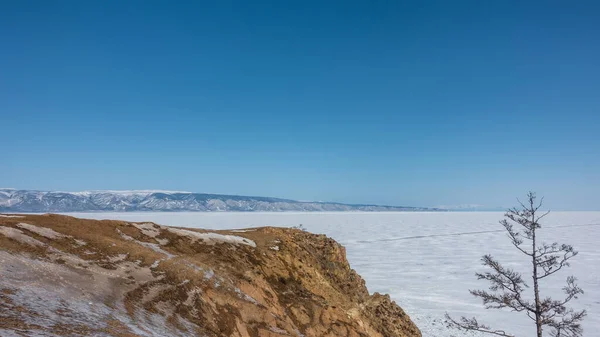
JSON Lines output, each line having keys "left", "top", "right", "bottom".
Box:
{"left": 0, "top": 188, "right": 440, "bottom": 212}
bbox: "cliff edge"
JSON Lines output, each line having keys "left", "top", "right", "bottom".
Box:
{"left": 0, "top": 213, "right": 421, "bottom": 337}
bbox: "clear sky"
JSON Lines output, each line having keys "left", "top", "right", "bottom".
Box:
{"left": 1, "top": 1, "right": 599, "bottom": 210}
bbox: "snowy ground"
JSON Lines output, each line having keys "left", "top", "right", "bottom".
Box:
{"left": 64, "top": 211, "right": 600, "bottom": 337}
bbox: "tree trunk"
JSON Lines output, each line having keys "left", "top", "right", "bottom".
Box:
{"left": 531, "top": 211, "right": 543, "bottom": 337}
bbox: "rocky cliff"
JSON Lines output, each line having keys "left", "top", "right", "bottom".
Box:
{"left": 0, "top": 213, "right": 421, "bottom": 337}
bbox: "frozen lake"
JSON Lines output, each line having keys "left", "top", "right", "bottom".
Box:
{"left": 65, "top": 211, "right": 600, "bottom": 337}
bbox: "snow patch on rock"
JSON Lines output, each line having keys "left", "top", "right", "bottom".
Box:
{"left": 117, "top": 228, "right": 175, "bottom": 259}
{"left": 0, "top": 214, "right": 24, "bottom": 218}
{"left": 132, "top": 222, "right": 162, "bottom": 238}
{"left": 16, "top": 223, "right": 70, "bottom": 240}
{"left": 155, "top": 238, "right": 169, "bottom": 245}
{"left": 108, "top": 253, "right": 128, "bottom": 263}
{"left": 168, "top": 228, "right": 256, "bottom": 247}
{"left": 0, "top": 226, "right": 46, "bottom": 247}
{"left": 0, "top": 251, "right": 188, "bottom": 337}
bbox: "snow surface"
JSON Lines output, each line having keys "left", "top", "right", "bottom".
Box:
{"left": 64, "top": 211, "right": 600, "bottom": 337}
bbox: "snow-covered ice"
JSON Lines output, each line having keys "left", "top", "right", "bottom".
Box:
{"left": 64, "top": 211, "right": 600, "bottom": 337}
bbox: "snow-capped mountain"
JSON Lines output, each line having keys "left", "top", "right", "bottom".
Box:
{"left": 0, "top": 188, "right": 438, "bottom": 212}
{"left": 434, "top": 204, "right": 506, "bottom": 211}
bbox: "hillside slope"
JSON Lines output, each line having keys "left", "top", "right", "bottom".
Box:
{"left": 0, "top": 189, "right": 437, "bottom": 212}
{"left": 0, "top": 213, "right": 421, "bottom": 337}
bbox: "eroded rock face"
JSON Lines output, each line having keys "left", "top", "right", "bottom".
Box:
{"left": 0, "top": 214, "right": 421, "bottom": 337}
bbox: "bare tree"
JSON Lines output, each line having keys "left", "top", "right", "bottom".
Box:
{"left": 446, "top": 192, "right": 586, "bottom": 337}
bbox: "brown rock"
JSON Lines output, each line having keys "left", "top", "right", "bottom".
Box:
{"left": 0, "top": 213, "right": 421, "bottom": 337}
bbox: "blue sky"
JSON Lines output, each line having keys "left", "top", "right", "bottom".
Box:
{"left": 1, "top": 1, "right": 599, "bottom": 210}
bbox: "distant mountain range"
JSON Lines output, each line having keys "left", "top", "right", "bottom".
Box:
{"left": 0, "top": 189, "right": 441, "bottom": 212}
{"left": 434, "top": 204, "right": 506, "bottom": 212}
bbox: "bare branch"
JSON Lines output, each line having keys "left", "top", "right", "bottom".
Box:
{"left": 509, "top": 238, "right": 532, "bottom": 256}
{"left": 547, "top": 308, "right": 586, "bottom": 337}
{"left": 517, "top": 197, "right": 529, "bottom": 214}
{"left": 470, "top": 255, "right": 534, "bottom": 313}
{"left": 534, "top": 195, "right": 545, "bottom": 212}
{"left": 537, "top": 245, "right": 578, "bottom": 280}
{"left": 501, "top": 219, "right": 533, "bottom": 256}
{"left": 536, "top": 210, "right": 551, "bottom": 223}
{"left": 540, "top": 277, "right": 584, "bottom": 314}
{"left": 445, "top": 314, "right": 516, "bottom": 337}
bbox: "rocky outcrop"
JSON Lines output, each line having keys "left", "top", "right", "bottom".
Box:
{"left": 0, "top": 213, "right": 421, "bottom": 337}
